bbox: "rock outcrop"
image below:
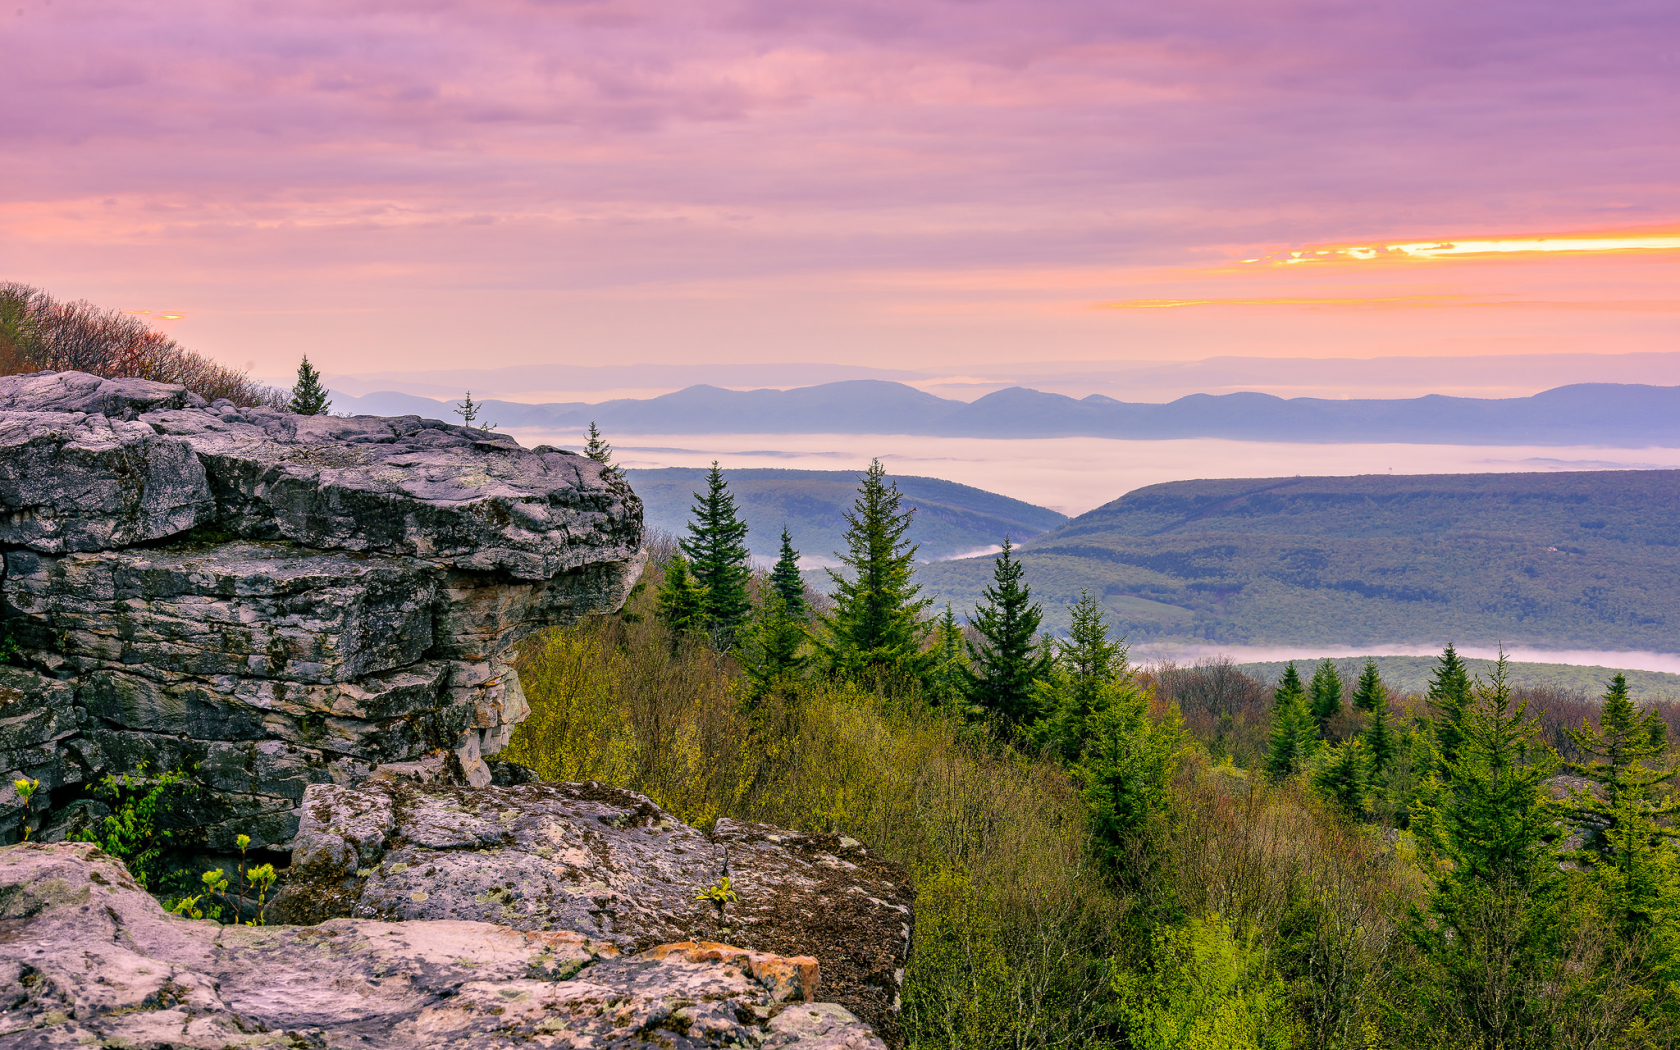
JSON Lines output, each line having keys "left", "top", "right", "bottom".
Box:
{"left": 0, "top": 841, "right": 886, "bottom": 1049}
{"left": 271, "top": 772, "right": 915, "bottom": 1043}
{"left": 0, "top": 372, "right": 644, "bottom": 850}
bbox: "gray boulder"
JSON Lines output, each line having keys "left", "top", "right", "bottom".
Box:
{"left": 273, "top": 775, "right": 915, "bottom": 1044}
{"left": 0, "top": 371, "right": 643, "bottom": 848}
{"left": 0, "top": 841, "right": 885, "bottom": 1050}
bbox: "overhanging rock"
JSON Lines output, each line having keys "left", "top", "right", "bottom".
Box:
{"left": 0, "top": 371, "right": 644, "bottom": 849}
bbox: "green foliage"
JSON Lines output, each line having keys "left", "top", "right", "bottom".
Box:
{"left": 1310, "top": 740, "right": 1367, "bottom": 817}
{"left": 582, "top": 421, "right": 622, "bottom": 477}
{"left": 70, "top": 766, "right": 194, "bottom": 890}
{"left": 769, "top": 526, "right": 807, "bottom": 619}
{"left": 695, "top": 876, "right": 739, "bottom": 910}
{"left": 1076, "top": 677, "right": 1184, "bottom": 872}
{"left": 1306, "top": 659, "right": 1343, "bottom": 735}
{"left": 1350, "top": 659, "right": 1386, "bottom": 713}
{"left": 823, "top": 459, "right": 931, "bottom": 687}
{"left": 1428, "top": 643, "right": 1474, "bottom": 778}
{"left": 1113, "top": 916, "right": 1295, "bottom": 1050}
{"left": 923, "top": 603, "right": 969, "bottom": 707}
{"left": 1032, "top": 590, "right": 1130, "bottom": 763}
{"left": 1410, "top": 653, "right": 1565, "bottom": 1048}
{"left": 453, "top": 390, "right": 495, "bottom": 429}
{"left": 288, "top": 354, "right": 331, "bottom": 415}
{"left": 1265, "top": 664, "right": 1317, "bottom": 780}
{"left": 1561, "top": 674, "right": 1680, "bottom": 937}
{"left": 681, "top": 462, "right": 754, "bottom": 648}
{"left": 655, "top": 554, "right": 706, "bottom": 641}
{"left": 966, "top": 539, "right": 1051, "bottom": 727}
{"left": 11, "top": 777, "right": 40, "bottom": 841}
{"left": 738, "top": 592, "right": 809, "bottom": 698}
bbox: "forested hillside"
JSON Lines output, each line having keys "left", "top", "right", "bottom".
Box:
{"left": 917, "top": 469, "right": 1680, "bottom": 649}
{"left": 629, "top": 467, "right": 1066, "bottom": 562}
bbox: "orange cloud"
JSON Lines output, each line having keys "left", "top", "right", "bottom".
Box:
{"left": 1245, "top": 230, "right": 1680, "bottom": 266}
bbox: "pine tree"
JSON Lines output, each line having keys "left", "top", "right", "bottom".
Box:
{"left": 823, "top": 459, "right": 930, "bottom": 686}
{"left": 966, "top": 539, "right": 1052, "bottom": 727}
{"left": 739, "top": 593, "right": 809, "bottom": 698}
{"left": 1561, "top": 673, "right": 1680, "bottom": 935}
{"left": 1032, "top": 591, "right": 1128, "bottom": 762}
{"left": 1265, "top": 663, "right": 1316, "bottom": 780}
{"left": 1351, "top": 658, "right": 1387, "bottom": 713}
{"left": 1307, "top": 659, "right": 1344, "bottom": 736}
{"left": 1312, "top": 739, "right": 1368, "bottom": 816}
{"left": 1362, "top": 687, "right": 1398, "bottom": 781}
{"left": 769, "top": 527, "right": 807, "bottom": 620}
{"left": 924, "top": 604, "right": 970, "bottom": 707}
{"left": 679, "top": 462, "right": 753, "bottom": 648}
{"left": 288, "top": 355, "right": 331, "bottom": 415}
{"left": 454, "top": 391, "right": 495, "bottom": 430}
{"left": 1428, "top": 643, "right": 1474, "bottom": 777}
{"left": 582, "top": 422, "right": 621, "bottom": 477}
{"left": 656, "top": 554, "right": 705, "bottom": 641}
{"left": 1410, "top": 653, "right": 1562, "bottom": 1047}
{"left": 1077, "top": 678, "right": 1184, "bottom": 871}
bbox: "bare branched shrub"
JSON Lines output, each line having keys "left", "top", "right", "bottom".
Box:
{"left": 0, "top": 282, "right": 286, "bottom": 408}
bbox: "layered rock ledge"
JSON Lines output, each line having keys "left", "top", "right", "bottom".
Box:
{"left": 0, "top": 842, "right": 886, "bottom": 1050}
{"left": 272, "top": 771, "right": 915, "bottom": 1043}
{"left": 0, "top": 371, "right": 644, "bottom": 849}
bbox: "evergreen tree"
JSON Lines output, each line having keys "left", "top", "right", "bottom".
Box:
{"left": 1077, "top": 677, "right": 1184, "bottom": 871}
{"left": 1307, "top": 659, "right": 1344, "bottom": 735}
{"left": 1031, "top": 590, "right": 1128, "bottom": 762}
{"left": 1410, "top": 653, "right": 1562, "bottom": 1048}
{"left": 288, "top": 355, "right": 331, "bottom": 415}
{"left": 1351, "top": 658, "right": 1387, "bottom": 712}
{"left": 1428, "top": 643, "right": 1474, "bottom": 776}
{"left": 1561, "top": 673, "right": 1680, "bottom": 935}
{"left": 655, "top": 554, "right": 705, "bottom": 641}
{"left": 679, "top": 462, "right": 753, "bottom": 648}
{"left": 1362, "top": 686, "right": 1398, "bottom": 781}
{"left": 1312, "top": 739, "right": 1368, "bottom": 816}
{"left": 1265, "top": 663, "right": 1316, "bottom": 780}
{"left": 738, "top": 593, "right": 809, "bottom": 698}
{"left": 924, "top": 603, "right": 970, "bottom": 707}
{"left": 966, "top": 539, "right": 1052, "bottom": 727}
{"left": 769, "top": 527, "right": 807, "bottom": 619}
{"left": 454, "top": 391, "right": 495, "bottom": 430}
{"left": 582, "top": 422, "right": 621, "bottom": 477}
{"left": 823, "top": 459, "right": 930, "bottom": 686}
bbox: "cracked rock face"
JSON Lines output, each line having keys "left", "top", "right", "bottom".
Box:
{"left": 0, "top": 842, "right": 885, "bottom": 1050}
{"left": 0, "top": 371, "right": 644, "bottom": 849}
{"left": 271, "top": 775, "right": 915, "bottom": 1046}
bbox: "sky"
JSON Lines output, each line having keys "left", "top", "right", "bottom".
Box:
{"left": 2, "top": 0, "right": 1678, "bottom": 384}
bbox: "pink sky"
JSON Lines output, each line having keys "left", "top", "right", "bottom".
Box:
{"left": 2, "top": 0, "right": 1677, "bottom": 381}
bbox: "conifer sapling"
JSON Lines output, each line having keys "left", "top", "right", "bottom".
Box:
{"left": 288, "top": 355, "right": 331, "bottom": 415}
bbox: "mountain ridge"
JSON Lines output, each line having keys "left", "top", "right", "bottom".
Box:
{"left": 332, "top": 380, "right": 1680, "bottom": 446}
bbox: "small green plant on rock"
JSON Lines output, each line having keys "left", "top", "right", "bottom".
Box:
{"left": 12, "top": 777, "right": 40, "bottom": 841}
{"left": 696, "top": 875, "right": 738, "bottom": 916}
{"left": 198, "top": 834, "right": 279, "bottom": 926}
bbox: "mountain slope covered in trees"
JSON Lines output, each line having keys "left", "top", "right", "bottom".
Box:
{"left": 629, "top": 467, "right": 1067, "bottom": 562}
{"left": 916, "top": 469, "right": 1680, "bottom": 649}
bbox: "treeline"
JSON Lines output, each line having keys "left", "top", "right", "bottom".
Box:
{"left": 0, "top": 282, "right": 285, "bottom": 406}
{"left": 504, "top": 449, "right": 1680, "bottom": 1049}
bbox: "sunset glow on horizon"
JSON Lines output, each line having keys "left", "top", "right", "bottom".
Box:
{"left": 1, "top": 0, "right": 1675, "bottom": 379}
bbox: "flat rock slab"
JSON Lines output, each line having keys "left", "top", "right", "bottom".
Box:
{"left": 0, "top": 842, "right": 885, "bottom": 1050}
{"left": 275, "top": 776, "right": 914, "bottom": 1045}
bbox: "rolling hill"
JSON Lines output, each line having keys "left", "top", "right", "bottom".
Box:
{"left": 627, "top": 467, "right": 1067, "bottom": 564}
{"left": 915, "top": 469, "right": 1680, "bottom": 650}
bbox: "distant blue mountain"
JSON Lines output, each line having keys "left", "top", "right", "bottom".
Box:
{"left": 332, "top": 380, "right": 1680, "bottom": 447}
